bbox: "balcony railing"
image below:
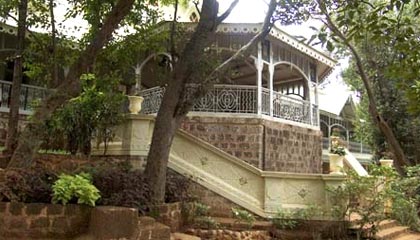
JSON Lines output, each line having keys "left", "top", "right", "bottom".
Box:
{"left": 0, "top": 80, "right": 49, "bottom": 113}
{"left": 322, "top": 137, "right": 372, "bottom": 155}
{"left": 140, "top": 85, "right": 318, "bottom": 126}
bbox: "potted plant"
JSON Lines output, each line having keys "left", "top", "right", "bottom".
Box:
{"left": 329, "top": 136, "right": 346, "bottom": 175}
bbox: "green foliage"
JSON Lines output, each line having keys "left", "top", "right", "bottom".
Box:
{"left": 90, "top": 165, "right": 150, "bottom": 213}
{"left": 0, "top": 167, "right": 56, "bottom": 203}
{"left": 326, "top": 165, "right": 420, "bottom": 237}
{"left": 329, "top": 137, "right": 346, "bottom": 156}
{"left": 231, "top": 207, "right": 256, "bottom": 229}
{"left": 184, "top": 202, "right": 219, "bottom": 229}
{"left": 388, "top": 165, "right": 420, "bottom": 230}
{"left": 271, "top": 206, "right": 320, "bottom": 230}
{"left": 52, "top": 172, "right": 100, "bottom": 207}
{"left": 47, "top": 74, "right": 125, "bottom": 155}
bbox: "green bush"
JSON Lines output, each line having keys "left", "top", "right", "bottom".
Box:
{"left": 52, "top": 173, "right": 100, "bottom": 207}
{"left": 0, "top": 167, "right": 56, "bottom": 203}
{"left": 231, "top": 207, "right": 256, "bottom": 229}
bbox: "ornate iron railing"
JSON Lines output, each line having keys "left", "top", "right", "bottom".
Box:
{"left": 139, "top": 86, "right": 166, "bottom": 114}
{"left": 272, "top": 90, "right": 312, "bottom": 125}
{"left": 192, "top": 85, "right": 257, "bottom": 113}
{"left": 322, "top": 137, "right": 372, "bottom": 154}
{"left": 0, "top": 80, "right": 48, "bottom": 112}
{"left": 140, "top": 84, "right": 319, "bottom": 126}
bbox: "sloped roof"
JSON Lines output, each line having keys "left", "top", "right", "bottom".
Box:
{"left": 318, "top": 85, "right": 356, "bottom": 117}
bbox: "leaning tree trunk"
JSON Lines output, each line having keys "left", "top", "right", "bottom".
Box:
{"left": 317, "top": 0, "right": 409, "bottom": 174}
{"left": 145, "top": 0, "right": 277, "bottom": 203}
{"left": 8, "top": 0, "right": 135, "bottom": 168}
{"left": 145, "top": 0, "right": 223, "bottom": 203}
{"left": 4, "top": 0, "right": 28, "bottom": 156}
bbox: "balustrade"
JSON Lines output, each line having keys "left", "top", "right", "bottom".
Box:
{"left": 0, "top": 80, "right": 48, "bottom": 113}
{"left": 140, "top": 84, "right": 319, "bottom": 126}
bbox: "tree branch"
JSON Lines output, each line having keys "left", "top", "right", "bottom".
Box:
{"left": 216, "top": 0, "right": 239, "bottom": 24}
{"left": 317, "top": 0, "right": 409, "bottom": 173}
{"left": 180, "top": 0, "right": 277, "bottom": 114}
{"left": 193, "top": 0, "right": 201, "bottom": 15}
{"left": 6, "top": 13, "right": 44, "bottom": 46}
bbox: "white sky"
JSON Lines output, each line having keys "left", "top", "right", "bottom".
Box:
{"left": 4, "top": 0, "right": 353, "bottom": 100}
{"left": 219, "top": 1, "right": 352, "bottom": 99}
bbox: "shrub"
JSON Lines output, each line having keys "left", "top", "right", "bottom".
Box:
{"left": 231, "top": 207, "right": 256, "bottom": 229}
{"left": 165, "top": 170, "right": 194, "bottom": 203}
{"left": 0, "top": 167, "right": 56, "bottom": 203}
{"left": 91, "top": 167, "right": 150, "bottom": 213}
{"left": 184, "top": 202, "right": 219, "bottom": 229}
{"left": 52, "top": 172, "right": 100, "bottom": 206}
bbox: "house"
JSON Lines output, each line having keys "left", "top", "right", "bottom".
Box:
{"left": 0, "top": 8, "right": 366, "bottom": 217}
{"left": 318, "top": 86, "right": 373, "bottom": 170}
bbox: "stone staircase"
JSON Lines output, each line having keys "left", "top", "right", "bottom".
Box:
{"left": 374, "top": 220, "right": 420, "bottom": 240}
{"left": 350, "top": 218, "right": 420, "bottom": 240}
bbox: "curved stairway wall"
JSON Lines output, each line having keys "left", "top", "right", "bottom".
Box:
{"left": 93, "top": 115, "right": 345, "bottom": 217}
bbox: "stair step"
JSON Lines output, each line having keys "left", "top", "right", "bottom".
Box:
{"left": 171, "top": 232, "right": 201, "bottom": 240}
{"left": 376, "top": 226, "right": 409, "bottom": 240}
{"left": 393, "top": 233, "right": 420, "bottom": 240}
{"left": 213, "top": 217, "right": 272, "bottom": 230}
{"left": 139, "top": 216, "right": 156, "bottom": 226}
{"left": 378, "top": 220, "right": 399, "bottom": 230}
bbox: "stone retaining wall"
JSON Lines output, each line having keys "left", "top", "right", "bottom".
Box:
{"left": 151, "top": 202, "right": 183, "bottom": 232}
{"left": 0, "top": 202, "right": 171, "bottom": 240}
{"left": 0, "top": 202, "right": 91, "bottom": 239}
{"left": 181, "top": 116, "right": 322, "bottom": 173}
{"left": 185, "top": 229, "right": 271, "bottom": 240}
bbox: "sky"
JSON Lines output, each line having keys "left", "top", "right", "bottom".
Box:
{"left": 3, "top": 0, "right": 353, "bottom": 101}
{"left": 217, "top": 0, "right": 352, "bottom": 99}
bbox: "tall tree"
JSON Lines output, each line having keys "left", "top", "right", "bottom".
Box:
{"left": 276, "top": 0, "right": 420, "bottom": 174}
{"left": 145, "top": 0, "right": 280, "bottom": 202}
{"left": 8, "top": 0, "right": 138, "bottom": 167}
{"left": 4, "top": 0, "right": 28, "bottom": 156}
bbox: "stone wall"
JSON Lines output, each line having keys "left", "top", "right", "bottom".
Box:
{"left": 0, "top": 202, "right": 91, "bottom": 239}
{"left": 150, "top": 202, "right": 183, "bottom": 232}
{"left": 188, "top": 178, "right": 243, "bottom": 218}
{"left": 181, "top": 116, "right": 322, "bottom": 173}
{"left": 0, "top": 203, "right": 171, "bottom": 240}
{"left": 264, "top": 121, "right": 322, "bottom": 173}
{"left": 185, "top": 229, "right": 271, "bottom": 240}
{"left": 180, "top": 116, "right": 264, "bottom": 168}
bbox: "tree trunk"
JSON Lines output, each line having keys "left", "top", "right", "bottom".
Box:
{"left": 317, "top": 0, "right": 409, "bottom": 174}
{"left": 49, "top": 0, "right": 59, "bottom": 88}
{"left": 145, "top": 0, "right": 222, "bottom": 203}
{"left": 8, "top": 0, "right": 135, "bottom": 168}
{"left": 4, "top": 0, "right": 28, "bottom": 156}
{"left": 145, "top": 0, "right": 277, "bottom": 203}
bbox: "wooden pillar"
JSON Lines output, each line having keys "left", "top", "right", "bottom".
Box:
{"left": 269, "top": 41, "right": 274, "bottom": 117}
{"left": 256, "top": 42, "right": 263, "bottom": 115}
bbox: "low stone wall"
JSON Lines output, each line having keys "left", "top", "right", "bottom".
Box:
{"left": 0, "top": 202, "right": 91, "bottom": 239}
{"left": 181, "top": 115, "right": 323, "bottom": 173}
{"left": 188, "top": 179, "right": 242, "bottom": 218}
{"left": 151, "top": 202, "right": 183, "bottom": 232}
{"left": 0, "top": 202, "right": 172, "bottom": 240}
{"left": 185, "top": 229, "right": 271, "bottom": 240}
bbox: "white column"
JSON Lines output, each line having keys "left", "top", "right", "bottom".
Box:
{"left": 314, "top": 65, "right": 320, "bottom": 126}
{"left": 269, "top": 41, "right": 274, "bottom": 117}
{"left": 308, "top": 66, "right": 317, "bottom": 126}
{"left": 256, "top": 42, "right": 263, "bottom": 115}
{"left": 269, "top": 65, "right": 274, "bottom": 117}
{"left": 134, "top": 64, "right": 142, "bottom": 94}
